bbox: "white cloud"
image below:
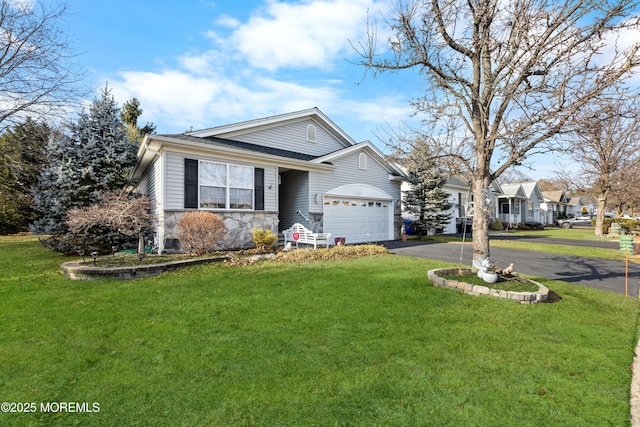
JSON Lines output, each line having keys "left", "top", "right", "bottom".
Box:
{"left": 227, "top": 0, "right": 385, "bottom": 71}
{"left": 105, "top": 0, "right": 408, "bottom": 141}
{"left": 214, "top": 14, "right": 241, "bottom": 28}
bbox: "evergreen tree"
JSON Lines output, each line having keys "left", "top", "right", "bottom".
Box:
{"left": 31, "top": 86, "right": 138, "bottom": 252}
{"left": 404, "top": 164, "right": 453, "bottom": 236}
{"left": 120, "top": 98, "right": 156, "bottom": 144}
{"left": 0, "top": 118, "right": 50, "bottom": 234}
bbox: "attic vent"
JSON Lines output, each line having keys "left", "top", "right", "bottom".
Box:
{"left": 358, "top": 153, "right": 367, "bottom": 170}
{"left": 306, "top": 124, "right": 316, "bottom": 142}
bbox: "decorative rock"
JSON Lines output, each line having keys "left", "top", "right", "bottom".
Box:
{"left": 474, "top": 285, "right": 491, "bottom": 295}
{"left": 444, "top": 279, "right": 460, "bottom": 288}
{"left": 456, "top": 281, "right": 473, "bottom": 293}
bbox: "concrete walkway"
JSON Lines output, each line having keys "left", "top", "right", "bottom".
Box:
{"left": 384, "top": 237, "right": 640, "bottom": 297}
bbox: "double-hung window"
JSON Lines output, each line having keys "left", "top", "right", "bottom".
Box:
{"left": 228, "top": 165, "right": 253, "bottom": 209}
{"left": 199, "top": 161, "right": 254, "bottom": 210}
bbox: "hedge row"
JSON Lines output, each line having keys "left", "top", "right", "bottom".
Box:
{"left": 601, "top": 218, "right": 640, "bottom": 234}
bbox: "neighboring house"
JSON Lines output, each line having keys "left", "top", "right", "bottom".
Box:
{"left": 400, "top": 173, "right": 470, "bottom": 234}
{"left": 497, "top": 183, "right": 528, "bottom": 228}
{"left": 540, "top": 190, "right": 570, "bottom": 225}
{"left": 130, "top": 108, "right": 405, "bottom": 252}
{"left": 401, "top": 173, "right": 501, "bottom": 234}
{"left": 498, "top": 181, "right": 544, "bottom": 228}
{"left": 567, "top": 195, "right": 597, "bottom": 217}
{"left": 497, "top": 181, "right": 545, "bottom": 227}
{"left": 443, "top": 175, "right": 474, "bottom": 234}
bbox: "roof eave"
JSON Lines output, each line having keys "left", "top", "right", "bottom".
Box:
{"left": 134, "top": 134, "right": 335, "bottom": 175}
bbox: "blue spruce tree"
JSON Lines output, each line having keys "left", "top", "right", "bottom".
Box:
{"left": 31, "top": 86, "right": 138, "bottom": 252}
{"left": 404, "top": 164, "right": 453, "bottom": 238}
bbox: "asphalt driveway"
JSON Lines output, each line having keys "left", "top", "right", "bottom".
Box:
{"left": 384, "top": 237, "right": 640, "bottom": 297}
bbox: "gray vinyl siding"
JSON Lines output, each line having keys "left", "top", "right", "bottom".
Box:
{"left": 278, "top": 170, "right": 309, "bottom": 231}
{"left": 221, "top": 119, "right": 349, "bottom": 157}
{"left": 137, "top": 155, "right": 163, "bottom": 216}
{"left": 309, "top": 151, "right": 401, "bottom": 211}
{"left": 164, "top": 150, "right": 278, "bottom": 212}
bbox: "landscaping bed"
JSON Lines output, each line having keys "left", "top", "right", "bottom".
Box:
{"left": 428, "top": 268, "right": 553, "bottom": 303}
{"left": 61, "top": 245, "right": 390, "bottom": 279}
{"left": 61, "top": 255, "right": 229, "bottom": 280}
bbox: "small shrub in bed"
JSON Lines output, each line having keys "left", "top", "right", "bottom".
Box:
{"left": 177, "top": 211, "right": 226, "bottom": 255}
{"left": 252, "top": 228, "right": 278, "bottom": 252}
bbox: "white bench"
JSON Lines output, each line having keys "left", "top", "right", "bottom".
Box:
{"left": 283, "top": 223, "right": 332, "bottom": 249}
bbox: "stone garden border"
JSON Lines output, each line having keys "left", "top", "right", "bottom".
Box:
{"left": 62, "top": 256, "right": 229, "bottom": 281}
{"left": 427, "top": 268, "right": 549, "bottom": 304}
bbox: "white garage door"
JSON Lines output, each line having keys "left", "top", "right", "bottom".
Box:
{"left": 323, "top": 196, "right": 392, "bottom": 244}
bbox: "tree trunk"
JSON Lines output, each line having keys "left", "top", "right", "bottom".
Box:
{"left": 472, "top": 172, "right": 492, "bottom": 263}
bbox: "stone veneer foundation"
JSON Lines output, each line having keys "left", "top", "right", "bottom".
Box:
{"left": 427, "top": 268, "right": 549, "bottom": 304}
{"left": 163, "top": 211, "right": 279, "bottom": 250}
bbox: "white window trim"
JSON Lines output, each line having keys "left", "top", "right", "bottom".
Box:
{"left": 198, "top": 160, "right": 255, "bottom": 211}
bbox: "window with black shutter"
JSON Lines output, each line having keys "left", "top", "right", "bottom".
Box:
{"left": 254, "top": 168, "right": 264, "bottom": 211}
{"left": 184, "top": 159, "right": 198, "bottom": 208}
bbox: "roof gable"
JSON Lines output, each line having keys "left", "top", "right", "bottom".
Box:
{"left": 186, "top": 108, "right": 356, "bottom": 154}
{"left": 314, "top": 140, "right": 405, "bottom": 177}
{"left": 500, "top": 184, "right": 527, "bottom": 198}
{"left": 542, "top": 191, "right": 568, "bottom": 204}
{"left": 519, "top": 181, "right": 544, "bottom": 201}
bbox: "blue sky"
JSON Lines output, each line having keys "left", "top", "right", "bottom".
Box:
{"left": 61, "top": 0, "right": 638, "bottom": 179}
{"left": 64, "top": 0, "right": 421, "bottom": 144}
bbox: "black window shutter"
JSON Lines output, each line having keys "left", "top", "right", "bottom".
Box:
{"left": 254, "top": 168, "right": 264, "bottom": 211}
{"left": 184, "top": 159, "right": 198, "bottom": 208}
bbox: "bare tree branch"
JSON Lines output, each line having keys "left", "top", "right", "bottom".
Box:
{"left": 0, "top": 1, "right": 87, "bottom": 132}
{"left": 355, "top": 0, "right": 640, "bottom": 260}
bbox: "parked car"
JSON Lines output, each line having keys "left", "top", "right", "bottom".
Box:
{"left": 557, "top": 215, "right": 595, "bottom": 228}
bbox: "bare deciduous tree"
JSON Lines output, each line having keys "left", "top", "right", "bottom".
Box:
{"left": 356, "top": 0, "right": 640, "bottom": 261}
{"left": 607, "top": 161, "right": 640, "bottom": 217}
{"left": 566, "top": 94, "right": 640, "bottom": 236}
{"left": 0, "top": 1, "right": 86, "bottom": 132}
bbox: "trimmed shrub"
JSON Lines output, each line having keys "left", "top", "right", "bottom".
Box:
{"left": 252, "top": 228, "right": 278, "bottom": 252}
{"left": 177, "top": 212, "right": 226, "bottom": 255}
{"left": 604, "top": 218, "right": 640, "bottom": 235}
{"left": 491, "top": 218, "right": 504, "bottom": 230}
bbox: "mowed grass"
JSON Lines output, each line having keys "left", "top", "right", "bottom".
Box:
{"left": 1, "top": 236, "right": 639, "bottom": 426}
{"left": 422, "top": 227, "right": 639, "bottom": 264}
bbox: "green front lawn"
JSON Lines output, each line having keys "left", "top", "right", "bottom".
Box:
{"left": 1, "top": 236, "right": 639, "bottom": 426}
{"left": 416, "top": 228, "right": 639, "bottom": 264}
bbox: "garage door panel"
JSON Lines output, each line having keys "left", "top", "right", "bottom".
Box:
{"left": 323, "top": 196, "right": 390, "bottom": 244}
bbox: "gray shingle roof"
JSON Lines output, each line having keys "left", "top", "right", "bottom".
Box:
{"left": 162, "top": 133, "right": 321, "bottom": 162}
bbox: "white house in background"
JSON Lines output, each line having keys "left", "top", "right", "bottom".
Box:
{"left": 496, "top": 182, "right": 544, "bottom": 227}
{"left": 130, "top": 108, "right": 405, "bottom": 252}
{"left": 496, "top": 183, "right": 527, "bottom": 228}
{"left": 540, "top": 191, "right": 570, "bottom": 225}
{"left": 567, "top": 195, "right": 597, "bottom": 217}
{"left": 401, "top": 173, "right": 501, "bottom": 234}
{"left": 498, "top": 181, "right": 544, "bottom": 228}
